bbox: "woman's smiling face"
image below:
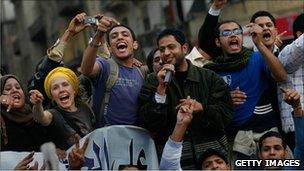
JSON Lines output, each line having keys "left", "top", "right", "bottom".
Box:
{"left": 50, "top": 77, "right": 76, "bottom": 111}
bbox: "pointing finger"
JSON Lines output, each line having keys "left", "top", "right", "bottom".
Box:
{"left": 277, "top": 30, "right": 287, "bottom": 37}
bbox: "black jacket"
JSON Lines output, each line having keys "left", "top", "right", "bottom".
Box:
{"left": 139, "top": 61, "right": 234, "bottom": 144}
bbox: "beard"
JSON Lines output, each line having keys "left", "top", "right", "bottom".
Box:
{"left": 174, "top": 54, "right": 186, "bottom": 69}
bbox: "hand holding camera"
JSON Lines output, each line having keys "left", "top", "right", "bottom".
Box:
{"left": 92, "top": 14, "right": 120, "bottom": 37}
{"left": 66, "top": 12, "right": 90, "bottom": 37}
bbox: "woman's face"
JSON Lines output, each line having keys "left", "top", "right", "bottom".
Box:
{"left": 152, "top": 50, "right": 162, "bottom": 73}
{"left": 50, "top": 77, "right": 76, "bottom": 111}
{"left": 2, "top": 78, "right": 25, "bottom": 110}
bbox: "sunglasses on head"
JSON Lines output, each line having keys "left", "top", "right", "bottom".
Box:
{"left": 219, "top": 28, "right": 243, "bottom": 37}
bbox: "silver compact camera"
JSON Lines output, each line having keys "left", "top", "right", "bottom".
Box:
{"left": 84, "top": 16, "right": 99, "bottom": 25}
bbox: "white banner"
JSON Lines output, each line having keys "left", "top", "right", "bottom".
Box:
{"left": 0, "top": 125, "right": 159, "bottom": 170}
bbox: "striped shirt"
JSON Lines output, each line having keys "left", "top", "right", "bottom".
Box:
{"left": 278, "top": 34, "right": 304, "bottom": 133}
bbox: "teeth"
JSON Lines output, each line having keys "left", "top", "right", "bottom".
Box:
{"left": 117, "top": 42, "right": 126, "bottom": 47}
{"left": 12, "top": 95, "right": 20, "bottom": 99}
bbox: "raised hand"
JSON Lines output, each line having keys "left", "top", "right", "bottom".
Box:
{"left": 230, "top": 87, "right": 247, "bottom": 106}
{"left": 246, "top": 23, "right": 264, "bottom": 46}
{"left": 29, "top": 90, "right": 44, "bottom": 105}
{"left": 176, "top": 100, "right": 195, "bottom": 125}
{"left": 275, "top": 31, "right": 287, "bottom": 48}
{"left": 0, "top": 94, "right": 15, "bottom": 112}
{"left": 280, "top": 88, "right": 301, "bottom": 108}
{"left": 176, "top": 96, "right": 203, "bottom": 113}
{"left": 211, "top": 0, "right": 228, "bottom": 10}
{"left": 68, "top": 135, "right": 90, "bottom": 170}
{"left": 66, "top": 12, "right": 90, "bottom": 37}
{"left": 94, "top": 15, "right": 120, "bottom": 38}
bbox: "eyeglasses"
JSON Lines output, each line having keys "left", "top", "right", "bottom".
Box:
{"left": 219, "top": 28, "right": 243, "bottom": 37}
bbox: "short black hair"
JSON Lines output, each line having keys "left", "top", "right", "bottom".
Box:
{"left": 156, "top": 28, "right": 187, "bottom": 46}
{"left": 106, "top": 24, "right": 136, "bottom": 43}
{"left": 146, "top": 47, "right": 159, "bottom": 73}
{"left": 198, "top": 148, "right": 228, "bottom": 169}
{"left": 250, "top": 11, "right": 276, "bottom": 27}
{"left": 214, "top": 20, "right": 243, "bottom": 38}
{"left": 258, "top": 131, "right": 287, "bottom": 152}
{"left": 293, "top": 13, "right": 304, "bottom": 38}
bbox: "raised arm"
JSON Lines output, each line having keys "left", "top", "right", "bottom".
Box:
{"left": 81, "top": 15, "right": 119, "bottom": 77}
{"left": 160, "top": 102, "right": 194, "bottom": 170}
{"left": 279, "top": 34, "right": 304, "bottom": 74}
{"left": 247, "top": 23, "right": 287, "bottom": 82}
{"left": 29, "top": 90, "right": 52, "bottom": 126}
{"left": 28, "top": 13, "right": 90, "bottom": 104}
{"left": 198, "top": 0, "right": 227, "bottom": 58}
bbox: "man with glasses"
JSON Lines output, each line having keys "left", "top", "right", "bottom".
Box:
{"left": 198, "top": 1, "right": 287, "bottom": 168}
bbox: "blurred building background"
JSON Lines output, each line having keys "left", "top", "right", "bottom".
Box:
{"left": 1, "top": 0, "right": 303, "bottom": 84}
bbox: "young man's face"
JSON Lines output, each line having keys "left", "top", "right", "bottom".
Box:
{"left": 201, "top": 155, "right": 230, "bottom": 170}
{"left": 158, "top": 35, "right": 188, "bottom": 68}
{"left": 254, "top": 16, "right": 278, "bottom": 49}
{"left": 109, "top": 26, "right": 137, "bottom": 60}
{"left": 260, "top": 136, "right": 287, "bottom": 160}
{"left": 216, "top": 22, "right": 243, "bottom": 54}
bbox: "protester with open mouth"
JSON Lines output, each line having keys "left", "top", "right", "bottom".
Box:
{"left": 0, "top": 75, "right": 49, "bottom": 151}
{"left": 29, "top": 67, "right": 94, "bottom": 150}
{"left": 81, "top": 15, "right": 147, "bottom": 128}
{"left": 199, "top": 0, "right": 288, "bottom": 169}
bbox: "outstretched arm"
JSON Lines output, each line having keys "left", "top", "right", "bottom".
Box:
{"left": 81, "top": 15, "right": 119, "bottom": 77}
{"left": 28, "top": 13, "right": 90, "bottom": 106}
{"left": 29, "top": 90, "right": 53, "bottom": 126}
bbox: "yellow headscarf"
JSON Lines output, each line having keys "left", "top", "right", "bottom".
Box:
{"left": 44, "top": 67, "right": 79, "bottom": 99}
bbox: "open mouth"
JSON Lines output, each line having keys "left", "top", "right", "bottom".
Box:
{"left": 262, "top": 32, "right": 271, "bottom": 41}
{"left": 11, "top": 94, "right": 21, "bottom": 103}
{"left": 12, "top": 94, "right": 20, "bottom": 100}
{"left": 229, "top": 39, "right": 240, "bottom": 50}
{"left": 116, "top": 42, "right": 127, "bottom": 52}
{"left": 59, "top": 94, "right": 70, "bottom": 103}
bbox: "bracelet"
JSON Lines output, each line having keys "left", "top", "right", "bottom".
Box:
{"left": 88, "top": 37, "right": 102, "bottom": 48}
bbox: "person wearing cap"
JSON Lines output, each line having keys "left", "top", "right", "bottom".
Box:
{"left": 29, "top": 67, "right": 94, "bottom": 150}
{"left": 0, "top": 75, "right": 49, "bottom": 151}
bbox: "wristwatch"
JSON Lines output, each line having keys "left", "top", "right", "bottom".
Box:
{"left": 88, "top": 37, "right": 102, "bottom": 48}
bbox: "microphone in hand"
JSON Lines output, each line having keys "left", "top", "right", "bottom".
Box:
{"left": 164, "top": 64, "right": 175, "bottom": 84}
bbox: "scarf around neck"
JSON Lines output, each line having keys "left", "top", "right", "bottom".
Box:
{"left": 1, "top": 103, "right": 33, "bottom": 145}
{"left": 204, "top": 47, "right": 253, "bottom": 72}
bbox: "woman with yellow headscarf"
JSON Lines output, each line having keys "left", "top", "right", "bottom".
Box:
{"left": 30, "top": 67, "right": 94, "bottom": 150}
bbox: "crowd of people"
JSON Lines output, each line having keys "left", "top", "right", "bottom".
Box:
{"left": 1, "top": 0, "right": 303, "bottom": 170}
